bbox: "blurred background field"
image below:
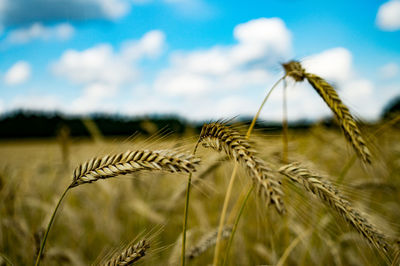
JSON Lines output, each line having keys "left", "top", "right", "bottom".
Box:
{"left": 0, "top": 111, "right": 399, "bottom": 265}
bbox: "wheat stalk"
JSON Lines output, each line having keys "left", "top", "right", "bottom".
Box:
{"left": 187, "top": 226, "right": 232, "bottom": 260}
{"left": 104, "top": 239, "right": 150, "bottom": 266}
{"left": 279, "top": 162, "right": 390, "bottom": 258}
{"left": 70, "top": 150, "right": 201, "bottom": 188}
{"left": 283, "top": 60, "right": 372, "bottom": 164}
{"left": 198, "top": 122, "right": 285, "bottom": 214}
{"left": 167, "top": 156, "right": 228, "bottom": 210}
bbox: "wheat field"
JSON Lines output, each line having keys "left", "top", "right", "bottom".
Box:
{"left": 0, "top": 120, "right": 399, "bottom": 265}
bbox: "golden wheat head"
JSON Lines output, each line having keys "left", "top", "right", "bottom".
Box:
{"left": 71, "top": 150, "right": 201, "bottom": 188}
{"left": 104, "top": 239, "right": 150, "bottom": 266}
{"left": 198, "top": 122, "right": 285, "bottom": 214}
{"left": 279, "top": 162, "right": 390, "bottom": 258}
{"left": 282, "top": 60, "right": 306, "bottom": 81}
{"left": 283, "top": 60, "right": 372, "bottom": 164}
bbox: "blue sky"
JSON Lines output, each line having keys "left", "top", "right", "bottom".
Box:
{"left": 0, "top": 0, "right": 399, "bottom": 121}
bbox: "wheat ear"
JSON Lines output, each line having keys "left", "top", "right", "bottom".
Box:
{"left": 283, "top": 60, "right": 372, "bottom": 164}
{"left": 70, "top": 150, "right": 201, "bottom": 188}
{"left": 279, "top": 162, "right": 390, "bottom": 258}
{"left": 198, "top": 122, "right": 285, "bottom": 214}
{"left": 104, "top": 239, "right": 150, "bottom": 266}
{"left": 186, "top": 226, "right": 232, "bottom": 260}
{"left": 305, "top": 73, "right": 372, "bottom": 164}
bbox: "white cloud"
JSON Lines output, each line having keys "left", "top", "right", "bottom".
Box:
{"left": 52, "top": 44, "right": 138, "bottom": 86}
{"left": 52, "top": 30, "right": 165, "bottom": 86}
{"left": 148, "top": 19, "right": 384, "bottom": 121}
{"left": 341, "top": 79, "right": 374, "bottom": 99}
{"left": 121, "top": 30, "right": 165, "bottom": 60}
{"left": 214, "top": 96, "right": 256, "bottom": 118}
{"left": 4, "top": 61, "right": 31, "bottom": 85}
{"left": 302, "top": 47, "right": 353, "bottom": 83}
{"left": 0, "top": 99, "right": 4, "bottom": 114}
{"left": 52, "top": 30, "right": 166, "bottom": 114}
{"left": 301, "top": 48, "right": 383, "bottom": 120}
{"left": 232, "top": 17, "right": 291, "bottom": 63}
{"left": 379, "top": 62, "right": 399, "bottom": 79}
{"left": 68, "top": 83, "right": 119, "bottom": 114}
{"left": 4, "top": 22, "right": 74, "bottom": 44}
{"left": 155, "top": 17, "right": 291, "bottom": 97}
{"left": 98, "top": 0, "right": 130, "bottom": 18}
{"left": 10, "top": 95, "right": 61, "bottom": 111}
{"left": 376, "top": 0, "right": 400, "bottom": 31}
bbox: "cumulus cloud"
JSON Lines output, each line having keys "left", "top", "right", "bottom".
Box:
{"left": 302, "top": 48, "right": 353, "bottom": 83}
{"left": 232, "top": 17, "right": 291, "bottom": 64}
{"left": 4, "top": 22, "right": 74, "bottom": 44}
{"left": 300, "top": 48, "right": 384, "bottom": 120}
{"left": 0, "top": 0, "right": 130, "bottom": 27}
{"left": 154, "top": 17, "right": 291, "bottom": 97}
{"left": 151, "top": 43, "right": 383, "bottom": 121}
{"left": 68, "top": 83, "right": 119, "bottom": 114}
{"left": 52, "top": 30, "right": 165, "bottom": 86}
{"left": 376, "top": 0, "right": 400, "bottom": 31}
{"left": 3, "top": 61, "right": 31, "bottom": 85}
{"left": 52, "top": 44, "right": 138, "bottom": 86}
{"left": 52, "top": 30, "right": 166, "bottom": 113}
{"left": 9, "top": 95, "right": 61, "bottom": 111}
{"left": 0, "top": 99, "right": 4, "bottom": 114}
{"left": 121, "top": 30, "right": 165, "bottom": 60}
{"left": 148, "top": 19, "right": 384, "bottom": 121}
{"left": 379, "top": 62, "right": 399, "bottom": 79}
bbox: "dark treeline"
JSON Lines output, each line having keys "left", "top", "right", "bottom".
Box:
{"left": 0, "top": 97, "right": 398, "bottom": 140}
{"left": 0, "top": 110, "right": 316, "bottom": 139}
{"left": 0, "top": 111, "right": 190, "bottom": 139}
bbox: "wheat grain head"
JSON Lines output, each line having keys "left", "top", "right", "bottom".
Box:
{"left": 70, "top": 150, "right": 201, "bottom": 188}
{"left": 186, "top": 226, "right": 232, "bottom": 260}
{"left": 198, "top": 122, "right": 285, "bottom": 214}
{"left": 279, "top": 162, "right": 390, "bottom": 258}
{"left": 282, "top": 60, "right": 372, "bottom": 164}
{"left": 104, "top": 239, "right": 149, "bottom": 266}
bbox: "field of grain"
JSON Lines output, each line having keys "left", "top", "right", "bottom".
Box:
{"left": 0, "top": 119, "right": 399, "bottom": 265}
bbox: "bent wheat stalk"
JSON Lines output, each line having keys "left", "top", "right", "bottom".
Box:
{"left": 104, "top": 239, "right": 150, "bottom": 266}
{"left": 35, "top": 150, "right": 200, "bottom": 266}
{"left": 198, "top": 123, "right": 285, "bottom": 213}
{"left": 279, "top": 162, "right": 390, "bottom": 258}
{"left": 282, "top": 60, "right": 372, "bottom": 164}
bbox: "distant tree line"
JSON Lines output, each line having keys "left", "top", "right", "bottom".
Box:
{"left": 0, "top": 111, "right": 190, "bottom": 139}
{"left": 0, "top": 96, "right": 398, "bottom": 139}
